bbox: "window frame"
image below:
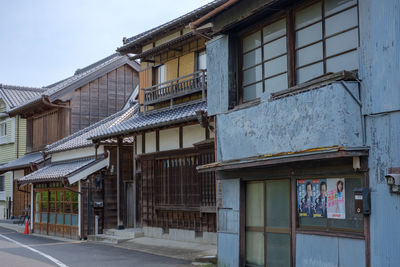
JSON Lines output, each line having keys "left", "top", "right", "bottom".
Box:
{"left": 238, "top": 0, "right": 359, "bottom": 104}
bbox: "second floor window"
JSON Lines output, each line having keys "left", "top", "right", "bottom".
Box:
{"left": 240, "top": 0, "right": 359, "bottom": 102}
{"left": 0, "top": 121, "right": 6, "bottom": 143}
{"left": 197, "top": 50, "right": 207, "bottom": 71}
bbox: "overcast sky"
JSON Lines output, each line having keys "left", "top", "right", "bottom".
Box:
{"left": 0, "top": 0, "right": 211, "bottom": 87}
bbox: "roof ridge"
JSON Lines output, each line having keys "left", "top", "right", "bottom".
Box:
{"left": 74, "top": 52, "right": 121, "bottom": 75}
{"left": 0, "top": 84, "right": 45, "bottom": 92}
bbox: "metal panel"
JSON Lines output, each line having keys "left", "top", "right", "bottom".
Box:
{"left": 218, "top": 232, "right": 240, "bottom": 267}
{"left": 296, "top": 234, "right": 338, "bottom": 267}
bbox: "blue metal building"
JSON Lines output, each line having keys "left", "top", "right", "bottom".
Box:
{"left": 197, "top": 0, "right": 400, "bottom": 266}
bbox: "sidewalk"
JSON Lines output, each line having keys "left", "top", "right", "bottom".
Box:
{"left": 113, "top": 236, "right": 217, "bottom": 263}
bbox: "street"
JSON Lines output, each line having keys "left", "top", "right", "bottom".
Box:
{"left": 0, "top": 226, "right": 192, "bottom": 267}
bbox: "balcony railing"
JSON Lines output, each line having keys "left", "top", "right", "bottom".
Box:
{"left": 143, "top": 70, "right": 206, "bottom": 108}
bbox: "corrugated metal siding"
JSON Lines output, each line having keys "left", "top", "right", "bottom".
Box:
{"left": 4, "top": 172, "right": 12, "bottom": 198}
{"left": 17, "top": 116, "right": 27, "bottom": 157}
{"left": 0, "top": 143, "right": 16, "bottom": 164}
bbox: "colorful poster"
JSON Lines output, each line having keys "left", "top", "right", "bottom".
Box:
{"left": 327, "top": 178, "right": 346, "bottom": 219}
{"left": 297, "top": 179, "right": 327, "bottom": 218}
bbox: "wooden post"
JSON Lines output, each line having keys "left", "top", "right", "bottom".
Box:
{"left": 133, "top": 140, "right": 137, "bottom": 228}
{"left": 117, "top": 137, "right": 124, "bottom": 229}
{"left": 201, "top": 70, "right": 206, "bottom": 101}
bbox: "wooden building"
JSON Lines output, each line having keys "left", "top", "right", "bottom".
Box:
{"left": 1, "top": 53, "right": 139, "bottom": 221}
{"left": 17, "top": 104, "right": 137, "bottom": 239}
{"left": 89, "top": 1, "right": 225, "bottom": 243}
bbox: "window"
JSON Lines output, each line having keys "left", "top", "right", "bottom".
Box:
{"left": 0, "top": 176, "right": 4, "bottom": 201}
{"left": 197, "top": 50, "right": 207, "bottom": 71}
{"left": 297, "top": 177, "right": 364, "bottom": 232}
{"left": 0, "top": 120, "right": 6, "bottom": 144}
{"left": 156, "top": 64, "right": 166, "bottom": 84}
{"left": 240, "top": 0, "right": 359, "bottom": 102}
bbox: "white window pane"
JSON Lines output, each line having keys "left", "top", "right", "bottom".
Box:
{"left": 296, "top": 62, "right": 324, "bottom": 84}
{"left": 243, "top": 30, "right": 261, "bottom": 53}
{"left": 296, "top": 42, "right": 323, "bottom": 67}
{"left": 263, "top": 37, "right": 287, "bottom": 60}
{"left": 296, "top": 22, "right": 322, "bottom": 48}
{"left": 243, "top": 82, "right": 263, "bottom": 102}
{"left": 326, "top": 28, "right": 358, "bottom": 57}
{"left": 263, "top": 18, "right": 286, "bottom": 43}
{"left": 325, "top": 7, "right": 358, "bottom": 36}
{"left": 198, "top": 51, "right": 207, "bottom": 70}
{"left": 243, "top": 48, "right": 262, "bottom": 69}
{"left": 325, "top": 0, "right": 357, "bottom": 16}
{"left": 326, "top": 50, "right": 358, "bottom": 72}
{"left": 265, "top": 73, "right": 288, "bottom": 95}
{"left": 264, "top": 55, "right": 287, "bottom": 77}
{"left": 295, "top": 2, "right": 322, "bottom": 30}
{"left": 243, "top": 65, "right": 262, "bottom": 86}
{"left": 246, "top": 231, "right": 265, "bottom": 266}
{"left": 246, "top": 183, "right": 264, "bottom": 227}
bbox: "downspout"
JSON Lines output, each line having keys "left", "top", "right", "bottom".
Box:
{"left": 188, "top": 0, "right": 239, "bottom": 39}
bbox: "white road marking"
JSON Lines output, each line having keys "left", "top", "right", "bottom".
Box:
{"left": 0, "top": 234, "right": 69, "bottom": 267}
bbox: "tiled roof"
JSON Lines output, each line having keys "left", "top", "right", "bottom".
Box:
{"left": 46, "top": 103, "right": 138, "bottom": 154}
{"left": 89, "top": 101, "right": 207, "bottom": 140}
{"left": 9, "top": 53, "right": 139, "bottom": 113}
{"left": 18, "top": 156, "right": 100, "bottom": 184}
{"left": 0, "top": 152, "right": 44, "bottom": 174}
{"left": 118, "top": 0, "right": 226, "bottom": 52}
{"left": 0, "top": 84, "right": 44, "bottom": 110}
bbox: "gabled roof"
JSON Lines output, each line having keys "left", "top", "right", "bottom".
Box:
{"left": 0, "top": 152, "right": 44, "bottom": 174}
{"left": 9, "top": 53, "right": 140, "bottom": 115}
{"left": 117, "top": 0, "right": 227, "bottom": 54}
{"left": 89, "top": 100, "right": 207, "bottom": 141}
{"left": 45, "top": 102, "right": 138, "bottom": 154}
{"left": 0, "top": 84, "right": 45, "bottom": 111}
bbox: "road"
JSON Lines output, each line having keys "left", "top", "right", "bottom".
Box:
{"left": 0, "top": 226, "right": 192, "bottom": 267}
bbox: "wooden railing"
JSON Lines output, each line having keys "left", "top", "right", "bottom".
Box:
{"left": 143, "top": 70, "right": 206, "bottom": 108}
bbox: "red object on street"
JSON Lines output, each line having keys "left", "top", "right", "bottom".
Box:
{"left": 24, "top": 219, "right": 29, "bottom": 235}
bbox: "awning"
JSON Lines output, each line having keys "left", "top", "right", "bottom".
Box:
{"left": 18, "top": 155, "right": 109, "bottom": 185}
{"left": 197, "top": 146, "right": 369, "bottom": 173}
{"left": 0, "top": 152, "right": 44, "bottom": 175}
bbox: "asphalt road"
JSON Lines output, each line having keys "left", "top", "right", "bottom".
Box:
{"left": 0, "top": 226, "right": 192, "bottom": 267}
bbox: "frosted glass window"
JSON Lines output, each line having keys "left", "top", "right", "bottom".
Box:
{"left": 246, "top": 232, "right": 265, "bottom": 266}
{"left": 295, "top": 22, "right": 322, "bottom": 48}
{"left": 295, "top": 2, "right": 322, "bottom": 30}
{"left": 243, "top": 48, "right": 262, "bottom": 69}
{"left": 325, "top": 7, "right": 358, "bottom": 36}
{"left": 326, "top": 28, "right": 358, "bottom": 57}
{"left": 266, "top": 181, "right": 290, "bottom": 228}
{"left": 263, "top": 37, "right": 287, "bottom": 60}
{"left": 49, "top": 213, "right": 55, "bottom": 224}
{"left": 266, "top": 233, "right": 291, "bottom": 267}
{"left": 243, "top": 31, "right": 261, "bottom": 52}
{"left": 264, "top": 55, "right": 287, "bottom": 77}
{"left": 243, "top": 65, "right": 263, "bottom": 86}
{"left": 64, "top": 214, "right": 71, "bottom": 225}
{"left": 56, "top": 213, "right": 63, "bottom": 224}
{"left": 243, "top": 82, "right": 263, "bottom": 102}
{"left": 35, "top": 213, "right": 40, "bottom": 222}
{"left": 326, "top": 50, "right": 358, "bottom": 72}
{"left": 263, "top": 18, "right": 286, "bottom": 43}
{"left": 198, "top": 50, "right": 207, "bottom": 70}
{"left": 325, "top": 0, "right": 357, "bottom": 16}
{"left": 297, "top": 62, "right": 324, "bottom": 84}
{"left": 41, "top": 213, "right": 47, "bottom": 222}
{"left": 296, "top": 42, "right": 323, "bottom": 67}
{"left": 265, "top": 73, "right": 288, "bottom": 95}
{"left": 72, "top": 215, "right": 79, "bottom": 226}
{"left": 246, "top": 183, "right": 264, "bottom": 227}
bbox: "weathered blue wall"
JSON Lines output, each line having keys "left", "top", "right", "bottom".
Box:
{"left": 216, "top": 82, "right": 363, "bottom": 161}
{"left": 359, "top": 0, "right": 400, "bottom": 266}
{"left": 296, "top": 234, "right": 365, "bottom": 267}
{"left": 217, "top": 179, "right": 240, "bottom": 267}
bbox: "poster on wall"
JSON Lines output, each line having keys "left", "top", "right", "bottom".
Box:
{"left": 327, "top": 178, "right": 346, "bottom": 219}
{"left": 297, "top": 179, "right": 327, "bottom": 218}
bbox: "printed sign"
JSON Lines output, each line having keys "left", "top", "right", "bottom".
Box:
{"left": 297, "top": 179, "right": 327, "bottom": 218}
{"left": 327, "top": 178, "right": 346, "bottom": 219}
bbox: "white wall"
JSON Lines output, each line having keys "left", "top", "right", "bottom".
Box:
{"left": 183, "top": 124, "right": 206, "bottom": 148}
{"left": 159, "top": 128, "right": 179, "bottom": 151}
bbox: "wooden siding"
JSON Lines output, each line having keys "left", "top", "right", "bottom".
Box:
{"left": 139, "top": 145, "right": 216, "bottom": 233}
{"left": 71, "top": 64, "right": 138, "bottom": 133}
{"left": 179, "top": 52, "right": 195, "bottom": 78}
{"left": 28, "top": 108, "right": 69, "bottom": 152}
{"left": 139, "top": 68, "right": 153, "bottom": 105}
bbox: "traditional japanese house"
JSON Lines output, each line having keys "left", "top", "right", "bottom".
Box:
{"left": 88, "top": 2, "right": 225, "bottom": 244}
{"left": 194, "top": 0, "right": 399, "bottom": 266}
{"left": 1, "top": 53, "right": 139, "bottom": 220}
{"left": 17, "top": 102, "right": 137, "bottom": 239}
{"left": 0, "top": 85, "right": 45, "bottom": 219}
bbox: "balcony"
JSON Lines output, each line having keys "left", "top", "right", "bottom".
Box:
{"left": 143, "top": 70, "right": 206, "bottom": 109}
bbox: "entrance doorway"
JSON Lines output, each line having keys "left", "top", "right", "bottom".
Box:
{"left": 245, "top": 179, "right": 291, "bottom": 266}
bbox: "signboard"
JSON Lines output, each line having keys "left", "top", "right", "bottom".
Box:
{"left": 297, "top": 178, "right": 345, "bottom": 219}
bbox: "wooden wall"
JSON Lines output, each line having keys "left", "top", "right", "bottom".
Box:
{"left": 71, "top": 64, "right": 139, "bottom": 133}
{"left": 27, "top": 108, "right": 70, "bottom": 153}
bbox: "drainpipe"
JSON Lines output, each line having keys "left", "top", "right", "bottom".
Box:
{"left": 188, "top": 0, "right": 239, "bottom": 38}
{"left": 117, "top": 137, "right": 124, "bottom": 229}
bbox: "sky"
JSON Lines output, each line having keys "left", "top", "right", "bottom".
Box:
{"left": 0, "top": 0, "right": 211, "bottom": 88}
